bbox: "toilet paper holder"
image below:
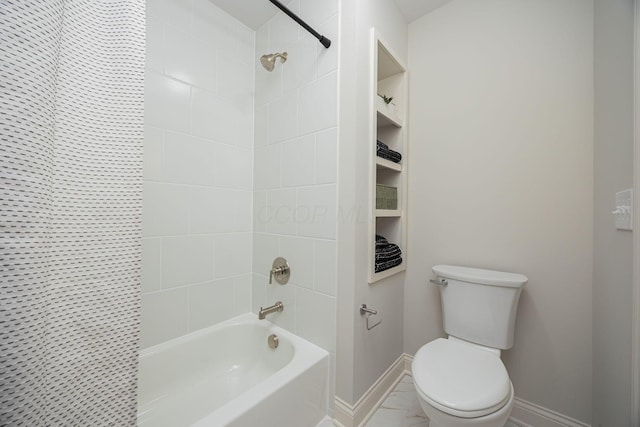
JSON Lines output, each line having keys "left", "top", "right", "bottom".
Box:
{"left": 360, "top": 304, "right": 382, "bottom": 330}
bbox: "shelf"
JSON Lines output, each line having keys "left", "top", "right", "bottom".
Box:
{"left": 378, "top": 43, "right": 404, "bottom": 80}
{"left": 376, "top": 157, "right": 402, "bottom": 172}
{"left": 375, "top": 209, "right": 401, "bottom": 217}
{"left": 368, "top": 30, "right": 407, "bottom": 284}
{"left": 370, "top": 261, "right": 406, "bottom": 283}
{"left": 377, "top": 109, "right": 402, "bottom": 128}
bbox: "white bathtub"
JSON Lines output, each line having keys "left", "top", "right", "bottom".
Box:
{"left": 137, "top": 313, "right": 329, "bottom": 427}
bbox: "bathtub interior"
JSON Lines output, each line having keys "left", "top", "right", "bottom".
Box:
{"left": 137, "top": 314, "right": 327, "bottom": 427}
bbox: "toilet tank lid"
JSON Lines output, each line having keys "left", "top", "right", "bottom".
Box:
{"left": 433, "top": 265, "right": 527, "bottom": 288}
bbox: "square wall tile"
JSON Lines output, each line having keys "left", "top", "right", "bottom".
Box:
{"left": 315, "top": 127, "right": 337, "bottom": 184}
{"left": 255, "top": 62, "right": 282, "bottom": 107}
{"left": 163, "top": 131, "right": 216, "bottom": 186}
{"left": 188, "top": 187, "right": 235, "bottom": 234}
{"left": 142, "top": 181, "right": 189, "bottom": 237}
{"left": 252, "top": 273, "right": 267, "bottom": 314}
{"left": 295, "top": 287, "right": 335, "bottom": 351}
{"left": 234, "top": 191, "right": 253, "bottom": 232}
{"left": 282, "top": 43, "right": 317, "bottom": 94}
{"left": 268, "top": 90, "right": 298, "bottom": 144}
{"left": 213, "top": 143, "right": 253, "bottom": 190}
{"left": 254, "top": 104, "right": 269, "bottom": 148}
{"left": 317, "top": 15, "right": 338, "bottom": 77}
{"left": 144, "top": 71, "right": 191, "bottom": 134}
{"left": 218, "top": 56, "right": 254, "bottom": 110}
{"left": 314, "top": 240, "right": 336, "bottom": 296}
{"left": 233, "top": 274, "right": 252, "bottom": 315}
{"left": 142, "top": 237, "right": 162, "bottom": 294}
{"left": 143, "top": 126, "right": 163, "bottom": 181}
{"left": 192, "top": 0, "right": 254, "bottom": 65}
{"left": 298, "top": 72, "right": 337, "bottom": 135}
{"left": 162, "top": 235, "right": 215, "bottom": 288}
{"left": 281, "top": 135, "right": 315, "bottom": 187}
{"left": 145, "top": 17, "right": 164, "bottom": 73}
{"left": 253, "top": 191, "right": 268, "bottom": 232}
{"left": 279, "top": 236, "right": 314, "bottom": 289}
{"left": 255, "top": 21, "right": 269, "bottom": 55}
{"left": 299, "top": 0, "right": 338, "bottom": 28}
{"left": 269, "top": 9, "right": 299, "bottom": 49}
{"left": 252, "top": 233, "right": 279, "bottom": 275}
{"left": 191, "top": 88, "right": 253, "bottom": 149}
{"left": 164, "top": 25, "right": 217, "bottom": 92}
{"left": 254, "top": 144, "right": 281, "bottom": 190}
{"left": 266, "top": 189, "right": 297, "bottom": 235}
{"left": 214, "top": 232, "right": 252, "bottom": 278}
{"left": 188, "top": 279, "right": 235, "bottom": 331}
{"left": 140, "top": 288, "right": 189, "bottom": 348}
{"left": 192, "top": 0, "right": 240, "bottom": 46}
{"left": 146, "top": 0, "right": 192, "bottom": 30}
{"left": 296, "top": 184, "right": 336, "bottom": 239}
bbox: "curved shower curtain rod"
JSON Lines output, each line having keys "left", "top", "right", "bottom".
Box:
{"left": 268, "top": 0, "right": 331, "bottom": 48}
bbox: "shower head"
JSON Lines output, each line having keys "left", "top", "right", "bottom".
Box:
{"left": 260, "top": 52, "right": 288, "bottom": 72}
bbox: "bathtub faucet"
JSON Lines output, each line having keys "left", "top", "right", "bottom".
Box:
{"left": 258, "top": 301, "right": 284, "bottom": 320}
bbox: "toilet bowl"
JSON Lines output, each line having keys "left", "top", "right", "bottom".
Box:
{"left": 413, "top": 265, "right": 527, "bottom": 427}
{"left": 412, "top": 338, "right": 514, "bottom": 427}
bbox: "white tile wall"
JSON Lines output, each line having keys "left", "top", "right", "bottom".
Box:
{"left": 141, "top": 0, "right": 255, "bottom": 348}
{"left": 252, "top": 0, "right": 339, "bottom": 414}
{"left": 142, "top": 0, "right": 339, "bottom": 415}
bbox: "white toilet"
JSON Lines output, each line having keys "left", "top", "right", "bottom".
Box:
{"left": 412, "top": 265, "right": 527, "bottom": 427}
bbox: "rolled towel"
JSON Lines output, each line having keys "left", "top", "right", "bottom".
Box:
{"left": 376, "top": 140, "right": 402, "bottom": 163}
{"left": 375, "top": 256, "right": 403, "bottom": 273}
{"left": 375, "top": 234, "right": 388, "bottom": 246}
{"left": 375, "top": 244, "right": 402, "bottom": 263}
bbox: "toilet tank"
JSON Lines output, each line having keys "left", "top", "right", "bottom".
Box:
{"left": 433, "top": 265, "right": 527, "bottom": 350}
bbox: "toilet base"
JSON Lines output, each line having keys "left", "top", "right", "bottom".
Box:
{"left": 416, "top": 384, "right": 514, "bottom": 427}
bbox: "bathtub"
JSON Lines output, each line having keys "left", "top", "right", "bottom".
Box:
{"left": 137, "top": 313, "right": 329, "bottom": 427}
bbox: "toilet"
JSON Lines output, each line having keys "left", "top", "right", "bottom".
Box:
{"left": 412, "top": 265, "right": 527, "bottom": 427}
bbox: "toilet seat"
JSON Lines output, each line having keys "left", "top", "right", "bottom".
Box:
{"left": 413, "top": 338, "right": 511, "bottom": 418}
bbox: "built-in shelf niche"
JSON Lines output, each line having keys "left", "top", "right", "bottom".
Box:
{"left": 368, "top": 29, "right": 408, "bottom": 283}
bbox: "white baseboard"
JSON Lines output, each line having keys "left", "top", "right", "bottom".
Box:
{"left": 334, "top": 353, "right": 410, "bottom": 427}
{"left": 334, "top": 354, "right": 591, "bottom": 427}
{"left": 510, "top": 398, "right": 591, "bottom": 427}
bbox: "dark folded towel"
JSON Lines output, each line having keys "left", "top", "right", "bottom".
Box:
{"left": 375, "top": 256, "right": 402, "bottom": 273}
{"left": 376, "top": 140, "right": 402, "bottom": 164}
{"left": 374, "top": 234, "right": 402, "bottom": 272}
{"left": 375, "top": 244, "right": 402, "bottom": 262}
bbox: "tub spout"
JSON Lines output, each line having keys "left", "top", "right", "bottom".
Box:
{"left": 258, "top": 301, "right": 284, "bottom": 320}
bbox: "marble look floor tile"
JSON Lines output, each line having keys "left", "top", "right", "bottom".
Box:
{"left": 394, "top": 380, "right": 417, "bottom": 392}
{"left": 365, "top": 375, "right": 429, "bottom": 427}
{"left": 381, "top": 390, "right": 416, "bottom": 410}
{"left": 405, "top": 417, "right": 429, "bottom": 427}
{"left": 315, "top": 417, "right": 335, "bottom": 427}
{"left": 367, "top": 408, "right": 408, "bottom": 427}
{"left": 365, "top": 373, "right": 516, "bottom": 427}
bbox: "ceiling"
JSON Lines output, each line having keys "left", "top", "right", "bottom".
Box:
{"left": 209, "top": 0, "right": 279, "bottom": 30}
{"left": 394, "top": 0, "right": 454, "bottom": 22}
{"left": 210, "top": 0, "right": 454, "bottom": 31}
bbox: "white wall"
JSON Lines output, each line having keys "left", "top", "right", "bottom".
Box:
{"left": 141, "top": 0, "right": 255, "bottom": 348}
{"left": 592, "top": 0, "right": 635, "bottom": 425}
{"left": 336, "top": 0, "right": 409, "bottom": 405}
{"left": 251, "top": 0, "right": 340, "bottom": 410}
{"left": 405, "top": 0, "right": 594, "bottom": 423}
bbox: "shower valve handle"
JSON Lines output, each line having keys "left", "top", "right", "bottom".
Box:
{"left": 269, "top": 257, "right": 290, "bottom": 285}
